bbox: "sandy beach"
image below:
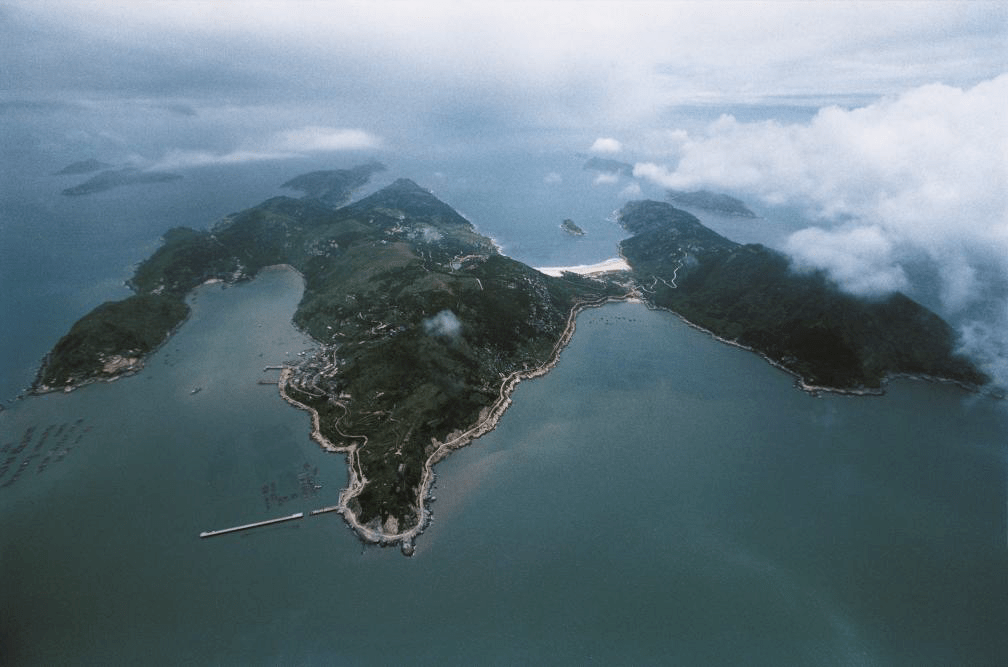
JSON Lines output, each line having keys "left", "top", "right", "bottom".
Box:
{"left": 535, "top": 257, "right": 631, "bottom": 277}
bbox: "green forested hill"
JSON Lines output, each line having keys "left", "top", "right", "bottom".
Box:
{"left": 35, "top": 173, "right": 624, "bottom": 533}
{"left": 619, "top": 200, "right": 987, "bottom": 390}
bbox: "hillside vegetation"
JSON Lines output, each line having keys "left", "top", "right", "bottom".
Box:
{"left": 36, "top": 172, "right": 624, "bottom": 530}
{"left": 619, "top": 200, "right": 987, "bottom": 390}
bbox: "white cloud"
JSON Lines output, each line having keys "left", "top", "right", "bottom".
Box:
{"left": 618, "top": 182, "right": 642, "bottom": 199}
{"left": 593, "top": 172, "right": 619, "bottom": 186}
{"left": 150, "top": 126, "right": 382, "bottom": 170}
{"left": 957, "top": 306, "right": 1008, "bottom": 388}
{"left": 634, "top": 162, "right": 680, "bottom": 186}
{"left": 785, "top": 226, "right": 909, "bottom": 297}
{"left": 636, "top": 75, "right": 1008, "bottom": 304}
{"left": 636, "top": 75, "right": 1008, "bottom": 386}
{"left": 590, "top": 137, "right": 623, "bottom": 154}
{"left": 270, "top": 126, "right": 382, "bottom": 153}
{"left": 8, "top": 2, "right": 1006, "bottom": 141}
{"left": 150, "top": 148, "right": 295, "bottom": 170}
{"left": 543, "top": 171, "right": 563, "bottom": 184}
{"left": 423, "top": 310, "right": 462, "bottom": 338}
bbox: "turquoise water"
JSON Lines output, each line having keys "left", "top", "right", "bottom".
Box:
{"left": 2, "top": 270, "right": 1005, "bottom": 664}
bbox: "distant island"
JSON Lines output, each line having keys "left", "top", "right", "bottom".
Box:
{"left": 62, "top": 167, "right": 183, "bottom": 196}
{"left": 666, "top": 189, "right": 757, "bottom": 217}
{"left": 583, "top": 156, "right": 634, "bottom": 176}
{"left": 34, "top": 169, "right": 988, "bottom": 552}
{"left": 561, "top": 219, "right": 585, "bottom": 236}
{"left": 54, "top": 159, "right": 113, "bottom": 175}
{"left": 281, "top": 161, "right": 386, "bottom": 207}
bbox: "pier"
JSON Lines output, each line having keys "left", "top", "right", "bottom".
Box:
{"left": 309, "top": 505, "right": 340, "bottom": 516}
{"left": 199, "top": 512, "right": 303, "bottom": 538}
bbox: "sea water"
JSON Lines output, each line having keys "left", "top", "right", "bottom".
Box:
{"left": 1, "top": 157, "right": 1006, "bottom": 664}
{"left": 1, "top": 272, "right": 1005, "bottom": 664}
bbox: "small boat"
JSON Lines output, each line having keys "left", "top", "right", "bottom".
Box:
{"left": 190, "top": 387, "right": 202, "bottom": 395}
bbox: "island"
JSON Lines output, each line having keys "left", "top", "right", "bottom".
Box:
{"left": 54, "top": 159, "right": 114, "bottom": 175}
{"left": 561, "top": 218, "right": 585, "bottom": 236}
{"left": 281, "top": 161, "right": 386, "bottom": 207}
{"left": 618, "top": 200, "right": 987, "bottom": 391}
{"left": 583, "top": 156, "right": 634, "bottom": 176}
{"left": 33, "top": 171, "right": 989, "bottom": 553}
{"left": 666, "top": 189, "right": 757, "bottom": 218}
{"left": 62, "top": 167, "right": 183, "bottom": 196}
{"left": 35, "top": 170, "right": 628, "bottom": 552}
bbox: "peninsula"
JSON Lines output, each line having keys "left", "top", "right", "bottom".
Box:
{"left": 35, "top": 169, "right": 627, "bottom": 551}
{"left": 666, "top": 189, "right": 757, "bottom": 218}
{"left": 618, "top": 200, "right": 987, "bottom": 391}
{"left": 62, "top": 167, "right": 183, "bottom": 196}
{"left": 33, "top": 172, "right": 988, "bottom": 552}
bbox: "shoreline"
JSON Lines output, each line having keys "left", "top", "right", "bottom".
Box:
{"left": 640, "top": 299, "right": 992, "bottom": 398}
{"left": 27, "top": 262, "right": 995, "bottom": 554}
{"left": 28, "top": 307, "right": 194, "bottom": 398}
{"left": 278, "top": 291, "right": 631, "bottom": 555}
{"left": 28, "top": 265, "right": 303, "bottom": 400}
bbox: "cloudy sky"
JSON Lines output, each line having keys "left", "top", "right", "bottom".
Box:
{"left": 3, "top": 0, "right": 1007, "bottom": 383}
{"left": 4, "top": 1, "right": 1004, "bottom": 142}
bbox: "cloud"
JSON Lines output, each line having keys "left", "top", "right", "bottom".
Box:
{"left": 269, "top": 126, "right": 382, "bottom": 153}
{"left": 5, "top": 2, "right": 1005, "bottom": 146}
{"left": 590, "top": 137, "right": 622, "bottom": 154}
{"left": 412, "top": 225, "right": 443, "bottom": 244}
{"left": 618, "top": 183, "right": 642, "bottom": 199}
{"left": 785, "top": 226, "right": 909, "bottom": 297}
{"left": 543, "top": 171, "right": 563, "bottom": 184}
{"left": 636, "top": 76, "right": 1008, "bottom": 303}
{"left": 593, "top": 172, "right": 619, "bottom": 186}
{"left": 957, "top": 306, "right": 1008, "bottom": 388}
{"left": 150, "top": 148, "right": 294, "bottom": 170}
{"left": 636, "top": 75, "right": 1008, "bottom": 386}
{"left": 423, "top": 310, "right": 462, "bottom": 338}
{"left": 150, "top": 126, "right": 382, "bottom": 170}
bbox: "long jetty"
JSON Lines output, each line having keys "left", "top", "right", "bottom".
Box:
{"left": 199, "top": 512, "right": 303, "bottom": 538}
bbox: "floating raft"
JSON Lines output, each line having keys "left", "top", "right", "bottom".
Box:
{"left": 199, "top": 512, "right": 303, "bottom": 538}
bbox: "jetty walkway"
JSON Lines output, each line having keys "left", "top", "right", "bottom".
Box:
{"left": 199, "top": 504, "right": 345, "bottom": 539}
{"left": 199, "top": 512, "right": 304, "bottom": 538}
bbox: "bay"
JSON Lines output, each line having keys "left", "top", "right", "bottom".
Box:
{"left": 1, "top": 273, "right": 1005, "bottom": 665}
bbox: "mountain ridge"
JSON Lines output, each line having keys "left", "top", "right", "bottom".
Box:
{"left": 618, "top": 200, "right": 987, "bottom": 391}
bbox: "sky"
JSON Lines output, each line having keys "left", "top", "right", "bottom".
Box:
{"left": 2, "top": 0, "right": 1007, "bottom": 384}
